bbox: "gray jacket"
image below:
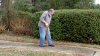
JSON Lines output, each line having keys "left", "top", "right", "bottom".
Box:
{"left": 38, "top": 11, "right": 51, "bottom": 28}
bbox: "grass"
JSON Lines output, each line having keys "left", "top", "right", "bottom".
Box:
{"left": 0, "top": 33, "right": 100, "bottom": 49}
{"left": 0, "top": 33, "right": 35, "bottom": 43}
{"left": 0, "top": 48, "right": 69, "bottom": 56}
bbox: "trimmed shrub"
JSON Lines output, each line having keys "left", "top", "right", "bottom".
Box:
{"left": 32, "top": 12, "right": 42, "bottom": 37}
{"left": 9, "top": 11, "right": 34, "bottom": 36}
{"left": 33, "top": 9, "right": 100, "bottom": 44}
{"left": 10, "top": 16, "right": 33, "bottom": 36}
{"left": 0, "top": 21, "right": 6, "bottom": 33}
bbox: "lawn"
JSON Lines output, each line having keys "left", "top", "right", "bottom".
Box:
{"left": 0, "top": 48, "right": 69, "bottom": 56}
{"left": 0, "top": 33, "right": 34, "bottom": 43}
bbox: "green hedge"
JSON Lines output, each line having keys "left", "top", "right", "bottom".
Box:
{"left": 33, "top": 9, "right": 100, "bottom": 43}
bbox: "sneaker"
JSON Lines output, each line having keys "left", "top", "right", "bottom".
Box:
{"left": 39, "top": 45, "right": 46, "bottom": 47}
{"left": 48, "top": 45, "right": 55, "bottom": 47}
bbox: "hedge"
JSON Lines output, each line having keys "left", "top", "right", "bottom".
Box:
{"left": 33, "top": 9, "right": 100, "bottom": 43}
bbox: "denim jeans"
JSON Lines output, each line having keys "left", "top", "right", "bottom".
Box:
{"left": 39, "top": 27, "right": 53, "bottom": 46}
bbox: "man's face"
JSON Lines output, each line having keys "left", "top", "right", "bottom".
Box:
{"left": 49, "top": 11, "right": 55, "bottom": 16}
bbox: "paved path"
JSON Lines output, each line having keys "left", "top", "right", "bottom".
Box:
{"left": 0, "top": 40, "right": 99, "bottom": 56}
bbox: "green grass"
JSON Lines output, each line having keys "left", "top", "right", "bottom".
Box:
{"left": 0, "top": 48, "right": 69, "bottom": 56}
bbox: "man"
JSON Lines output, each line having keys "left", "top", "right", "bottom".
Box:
{"left": 38, "top": 9, "right": 55, "bottom": 47}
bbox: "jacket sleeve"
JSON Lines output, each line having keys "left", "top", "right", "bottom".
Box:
{"left": 40, "top": 11, "right": 47, "bottom": 21}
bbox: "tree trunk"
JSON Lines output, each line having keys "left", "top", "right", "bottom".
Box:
{"left": 32, "top": 0, "right": 35, "bottom": 6}
{"left": 1, "top": 0, "right": 12, "bottom": 31}
{"left": 31, "top": 0, "right": 36, "bottom": 13}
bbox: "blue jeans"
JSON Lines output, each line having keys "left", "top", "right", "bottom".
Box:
{"left": 39, "top": 27, "right": 53, "bottom": 46}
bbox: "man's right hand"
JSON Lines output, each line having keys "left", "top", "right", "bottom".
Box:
{"left": 41, "top": 20, "right": 48, "bottom": 28}
{"left": 45, "top": 23, "right": 49, "bottom": 28}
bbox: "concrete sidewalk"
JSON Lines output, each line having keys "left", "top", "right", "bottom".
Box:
{"left": 0, "top": 40, "right": 99, "bottom": 56}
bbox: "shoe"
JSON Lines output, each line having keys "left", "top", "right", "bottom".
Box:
{"left": 48, "top": 45, "right": 55, "bottom": 47}
{"left": 39, "top": 45, "right": 46, "bottom": 47}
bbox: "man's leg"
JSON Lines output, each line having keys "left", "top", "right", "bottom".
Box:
{"left": 47, "top": 28, "right": 54, "bottom": 46}
{"left": 39, "top": 27, "right": 46, "bottom": 46}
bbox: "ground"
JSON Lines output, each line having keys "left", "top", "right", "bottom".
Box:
{"left": 0, "top": 33, "right": 100, "bottom": 56}
{"left": 0, "top": 48, "right": 68, "bottom": 56}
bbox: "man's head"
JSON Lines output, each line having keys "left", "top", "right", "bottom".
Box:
{"left": 48, "top": 9, "right": 55, "bottom": 16}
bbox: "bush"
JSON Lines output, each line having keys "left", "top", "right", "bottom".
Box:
{"left": 32, "top": 12, "right": 42, "bottom": 37}
{"left": 0, "top": 21, "right": 6, "bottom": 33}
{"left": 33, "top": 9, "right": 100, "bottom": 44}
{"left": 12, "top": 0, "right": 33, "bottom": 13}
{"left": 10, "top": 16, "right": 33, "bottom": 36}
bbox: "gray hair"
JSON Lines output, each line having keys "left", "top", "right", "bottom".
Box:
{"left": 48, "top": 9, "right": 55, "bottom": 12}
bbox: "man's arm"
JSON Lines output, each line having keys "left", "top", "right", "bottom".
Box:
{"left": 40, "top": 12, "right": 48, "bottom": 27}
{"left": 41, "top": 18, "right": 48, "bottom": 28}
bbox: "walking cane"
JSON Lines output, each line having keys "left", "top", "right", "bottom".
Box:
{"left": 46, "top": 27, "right": 48, "bottom": 46}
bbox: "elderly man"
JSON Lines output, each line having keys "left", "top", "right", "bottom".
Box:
{"left": 38, "top": 9, "right": 55, "bottom": 47}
